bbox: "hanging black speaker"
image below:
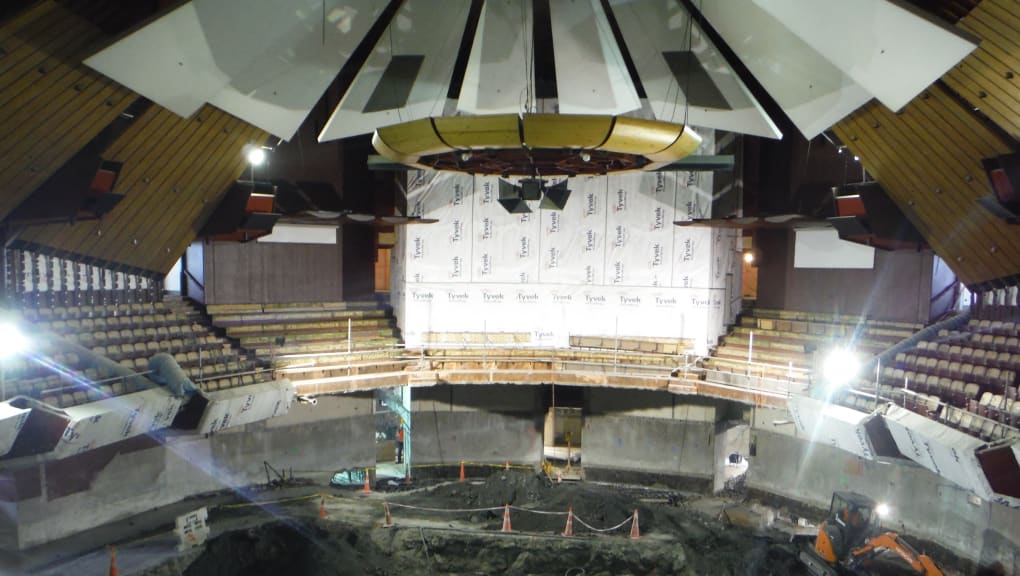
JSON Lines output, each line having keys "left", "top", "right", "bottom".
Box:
{"left": 540, "top": 180, "right": 571, "bottom": 210}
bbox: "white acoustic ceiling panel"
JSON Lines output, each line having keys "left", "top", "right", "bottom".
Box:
{"left": 457, "top": 0, "right": 534, "bottom": 115}
{"left": 319, "top": 0, "right": 473, "bottom": 141}
{"left": 85, "top": 3, "right": 220, "bottom": 118}
{"left": 549, "top": 0, "right": 640, "bottom": 115}
{"left": 753, "top": 0, "right": 976, "bottom": 112}
{"left": 608, "top": 0, "right": 781, "bottom": 139}
{"left": 86, "top": 0, "right": 388, "bottom": 141}
{"left": 699, "top": 0, "right": 872, "bottom": 139}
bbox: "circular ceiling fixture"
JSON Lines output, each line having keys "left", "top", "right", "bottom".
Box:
{"left": 372, "top": 114, "right": 700, "bottom": 177}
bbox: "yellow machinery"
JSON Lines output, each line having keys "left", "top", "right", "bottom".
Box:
{"left": 799, "top": 491, "right": 944, "bottom": 576}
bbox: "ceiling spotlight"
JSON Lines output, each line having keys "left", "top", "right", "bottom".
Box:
{"left": 837, "top": 146, "right": 846, "bottom": 154}
{"left": 853, "top": 155, "right": 860, "bottom": 162}
{"left": 247, "top": 147, "right": 266, "bottom": 166}
{"left": 580, "top": 152, "right": 591, "bottom": 163}
{"left": 460, "top": 151, "right": 472, "bottom": 162}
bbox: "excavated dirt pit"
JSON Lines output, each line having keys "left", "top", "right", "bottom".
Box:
{"left": 146, "top": 470, "right": 809, "bottom": 576}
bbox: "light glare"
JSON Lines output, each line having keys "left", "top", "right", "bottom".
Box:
{"left": 743, "top": 251, "right": 755, "bottom": 264}
{"left": 823, "top": 348, "right": 858, "bottom": 387}
{"left": 0, "top": 323, "right": 28, "bottom": 358}
{"left": 875, "top": 503, "right": 890, "bottom": 517}
{"left": 247, "top": 147, "right": 266, "bottom": 166}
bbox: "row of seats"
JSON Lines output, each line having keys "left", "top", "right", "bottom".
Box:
{"left": 67, "top": 327, "right": 216, "bottom": 349}
{"left": 877, "top": 375, "right": 983, "bottom": 407}
{"left": 913, "top": 340, "right": 1020, "bottom": 368}
{"left": 841, "top": 391, "right": 1016, "bottom": 443}
{"left": 19, "top": 302, "right": 179, "bottom": 322}
{"left": 933, "top": 330, "right": 1020, "bottom": 354}
{"left": 890, "top": 356, "right": 1016, "bottom": 389}
{"left": 967, "top": 319, "right": 1020, "bottom": 337}
{"left": 37, "top": 312, "right": 199, "bottom": 333}
{"left": 200, "top": 371, "right": 274, "bottom": 392}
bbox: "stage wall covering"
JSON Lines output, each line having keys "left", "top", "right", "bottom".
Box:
{"left": 392, "top": 140, "right": 735, "bottom": 353}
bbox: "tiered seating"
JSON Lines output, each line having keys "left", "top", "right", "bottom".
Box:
{"left": 845, "top": 303, "right": 1020, "bottom": 442}
{"left": 208, "top": 300, "right": 404, "bottom": 378}
{"left": 18, "top": 298, "right": 273, "bottom": 398}
{"left": 707, "top": 308, "right": 921, "bottom": 386}
{"left": 3, "top": 336, "right": 158, "bottom": 409}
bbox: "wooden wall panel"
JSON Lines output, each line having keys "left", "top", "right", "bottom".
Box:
{"left": 203, "top": 238, "right": 344, "bottom": 305}
{"left": 945, "top": 0, "right": 1020, "bottom": 139}
{"left": 833, "top": 82, "right": 1018, "bottom": 288}
{"left": 18, "top": 104, "right": 269, "bottom": 273}
{"left": 0, "top": 1, "right": 136, "bottom": 221}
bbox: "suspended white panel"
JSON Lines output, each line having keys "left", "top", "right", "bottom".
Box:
{"left": 257, "top": 224, "right": 338, "bottom": 244}
{"left": 787, "top": 396, "right": 875, "bottom": 459}
{"left": 86, "top": 0, "right": 388, "bottom": 140}
{"left": 549, "top": 0, "right": 640, "bottom": 115}
{"left": 0, "top": 402, "right": 30, "bottom": 458}
{"left": 53, "top": 389, "right": 183, "bottom": 459}
{"left": 197, "top": 380, "right": 295, "bottom": 434}
{"left": 794, "top": 229, "right": 874, "bottom": 269}
{"left": 85, "top": 3, "right": 220, "bottom": 118}
{"left": 699, "top": 0, "right": 871, "bottom": 139}
{"left": 883, "top": 405, "right": 993, "bottom": 499}
{"left": 608, "top": 0, "right": 780, "bottom": 139}
{"left": 319, "top": 0, "right": 473, "bottom": 141}
{"left": 753, "top": 0, "right": 976, "bottom": 112}
{"left": 457, "top": 0, "right": 534, "bottom": 115}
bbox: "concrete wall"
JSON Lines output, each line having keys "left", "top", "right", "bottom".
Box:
{"left": 7, "top": 394, "right": 375, "bottom": 549}
{"left": 583, "top": 390, "right": 717, "bottom": 483}
{"left": 411, "top": 385, "right": 543, "bottom": 465}
{"left": 747, "top": 422, "right": 1020, "bottom": 572}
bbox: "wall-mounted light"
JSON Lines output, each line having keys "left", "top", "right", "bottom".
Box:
{"left": 246, "top": 147, "right": 267, "bottom": 166}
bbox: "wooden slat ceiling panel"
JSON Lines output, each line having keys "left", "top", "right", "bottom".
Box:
{"left": 945, "top": 0, "right": 1020, "bottom": 139}
{"left": 0, "top": 1, "right": 136, "bottom": 221}
{"left": 833, "top": 84, "right": 1018, "bottom": 287}
{"left": 19, "top": 105, "right": 268, "bottom": 273}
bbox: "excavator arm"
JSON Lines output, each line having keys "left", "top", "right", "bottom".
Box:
{"left": 848, "top": 532, "right": 944, "bottom": 575}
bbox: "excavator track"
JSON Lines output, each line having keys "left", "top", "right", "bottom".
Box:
{"left": 799, "top": 549, "right": 842, "bottom": 576}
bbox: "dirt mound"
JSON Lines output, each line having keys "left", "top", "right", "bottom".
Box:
{"left": 182, "top": 520, "right": 387, "bottom": 576}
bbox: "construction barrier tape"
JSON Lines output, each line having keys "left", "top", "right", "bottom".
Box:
{"left": 387, "top": 502, "right": 505, "bottom": 514}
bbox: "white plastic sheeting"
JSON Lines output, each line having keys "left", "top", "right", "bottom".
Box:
{"left": 0, "top": 402, "right": 30, "bottom": 458}
{"left": 884, "top": 405, "right": 993, "bottom": 499}
{"left": 54, "top": 389, "right": 183, "bottom": 458}
{"left": 393, "top": 142, "right": 738, "bottom": 353}
{"left": 196, "top": 380, "right": 295, "bottom": 435}
{"left": 787, "top": 396, "right": 875, "bottom": 459}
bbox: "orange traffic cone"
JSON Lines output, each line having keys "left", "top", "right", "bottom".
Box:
{"left": 108, "top": 546, "right": 118, "bottom": 576}
{"left": 501, "top": 504, "right": 512, "bottom": 532}
{"left": 383, "top": 502, "right": 393, "bottom": 527}
{"left": 362, "top": 469, "right": 371, "bottom": 494}
{"left": 319, "top": 496, "right": 327, "bottom": 519}
{"left": 629, "top": 510, "right": 640, "bottom": 540}
{"left": 562, "top": 507, "right": 574, "bottom": 537}
{"left": 505, "top": 460, "right": 510, "bottom": 471}
{"left": 459, "top": 460, "right": 465, "bottom": 482}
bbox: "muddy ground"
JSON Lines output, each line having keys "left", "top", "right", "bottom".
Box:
{"left": 141, "top": 469, "right": 809, "bottom": 576}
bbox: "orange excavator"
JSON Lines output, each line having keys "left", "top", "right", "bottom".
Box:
{"left": 799, "top": 491, "right": 945, "bottom": 576}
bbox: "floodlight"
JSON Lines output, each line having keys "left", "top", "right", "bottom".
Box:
{"left": 743, "top": 251, "right": 755, "bottom": 264}
{"left": 822, "top": 348, "right": 859, "bottom": 388}
{"left": 0, "top": 322, "right": 28, "bottom": 359}
{"left": 247, "top": 147, "right": 266, "bottom": 166}
{"left": 875, "top": 503, "right": 890, "bottom": 517}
